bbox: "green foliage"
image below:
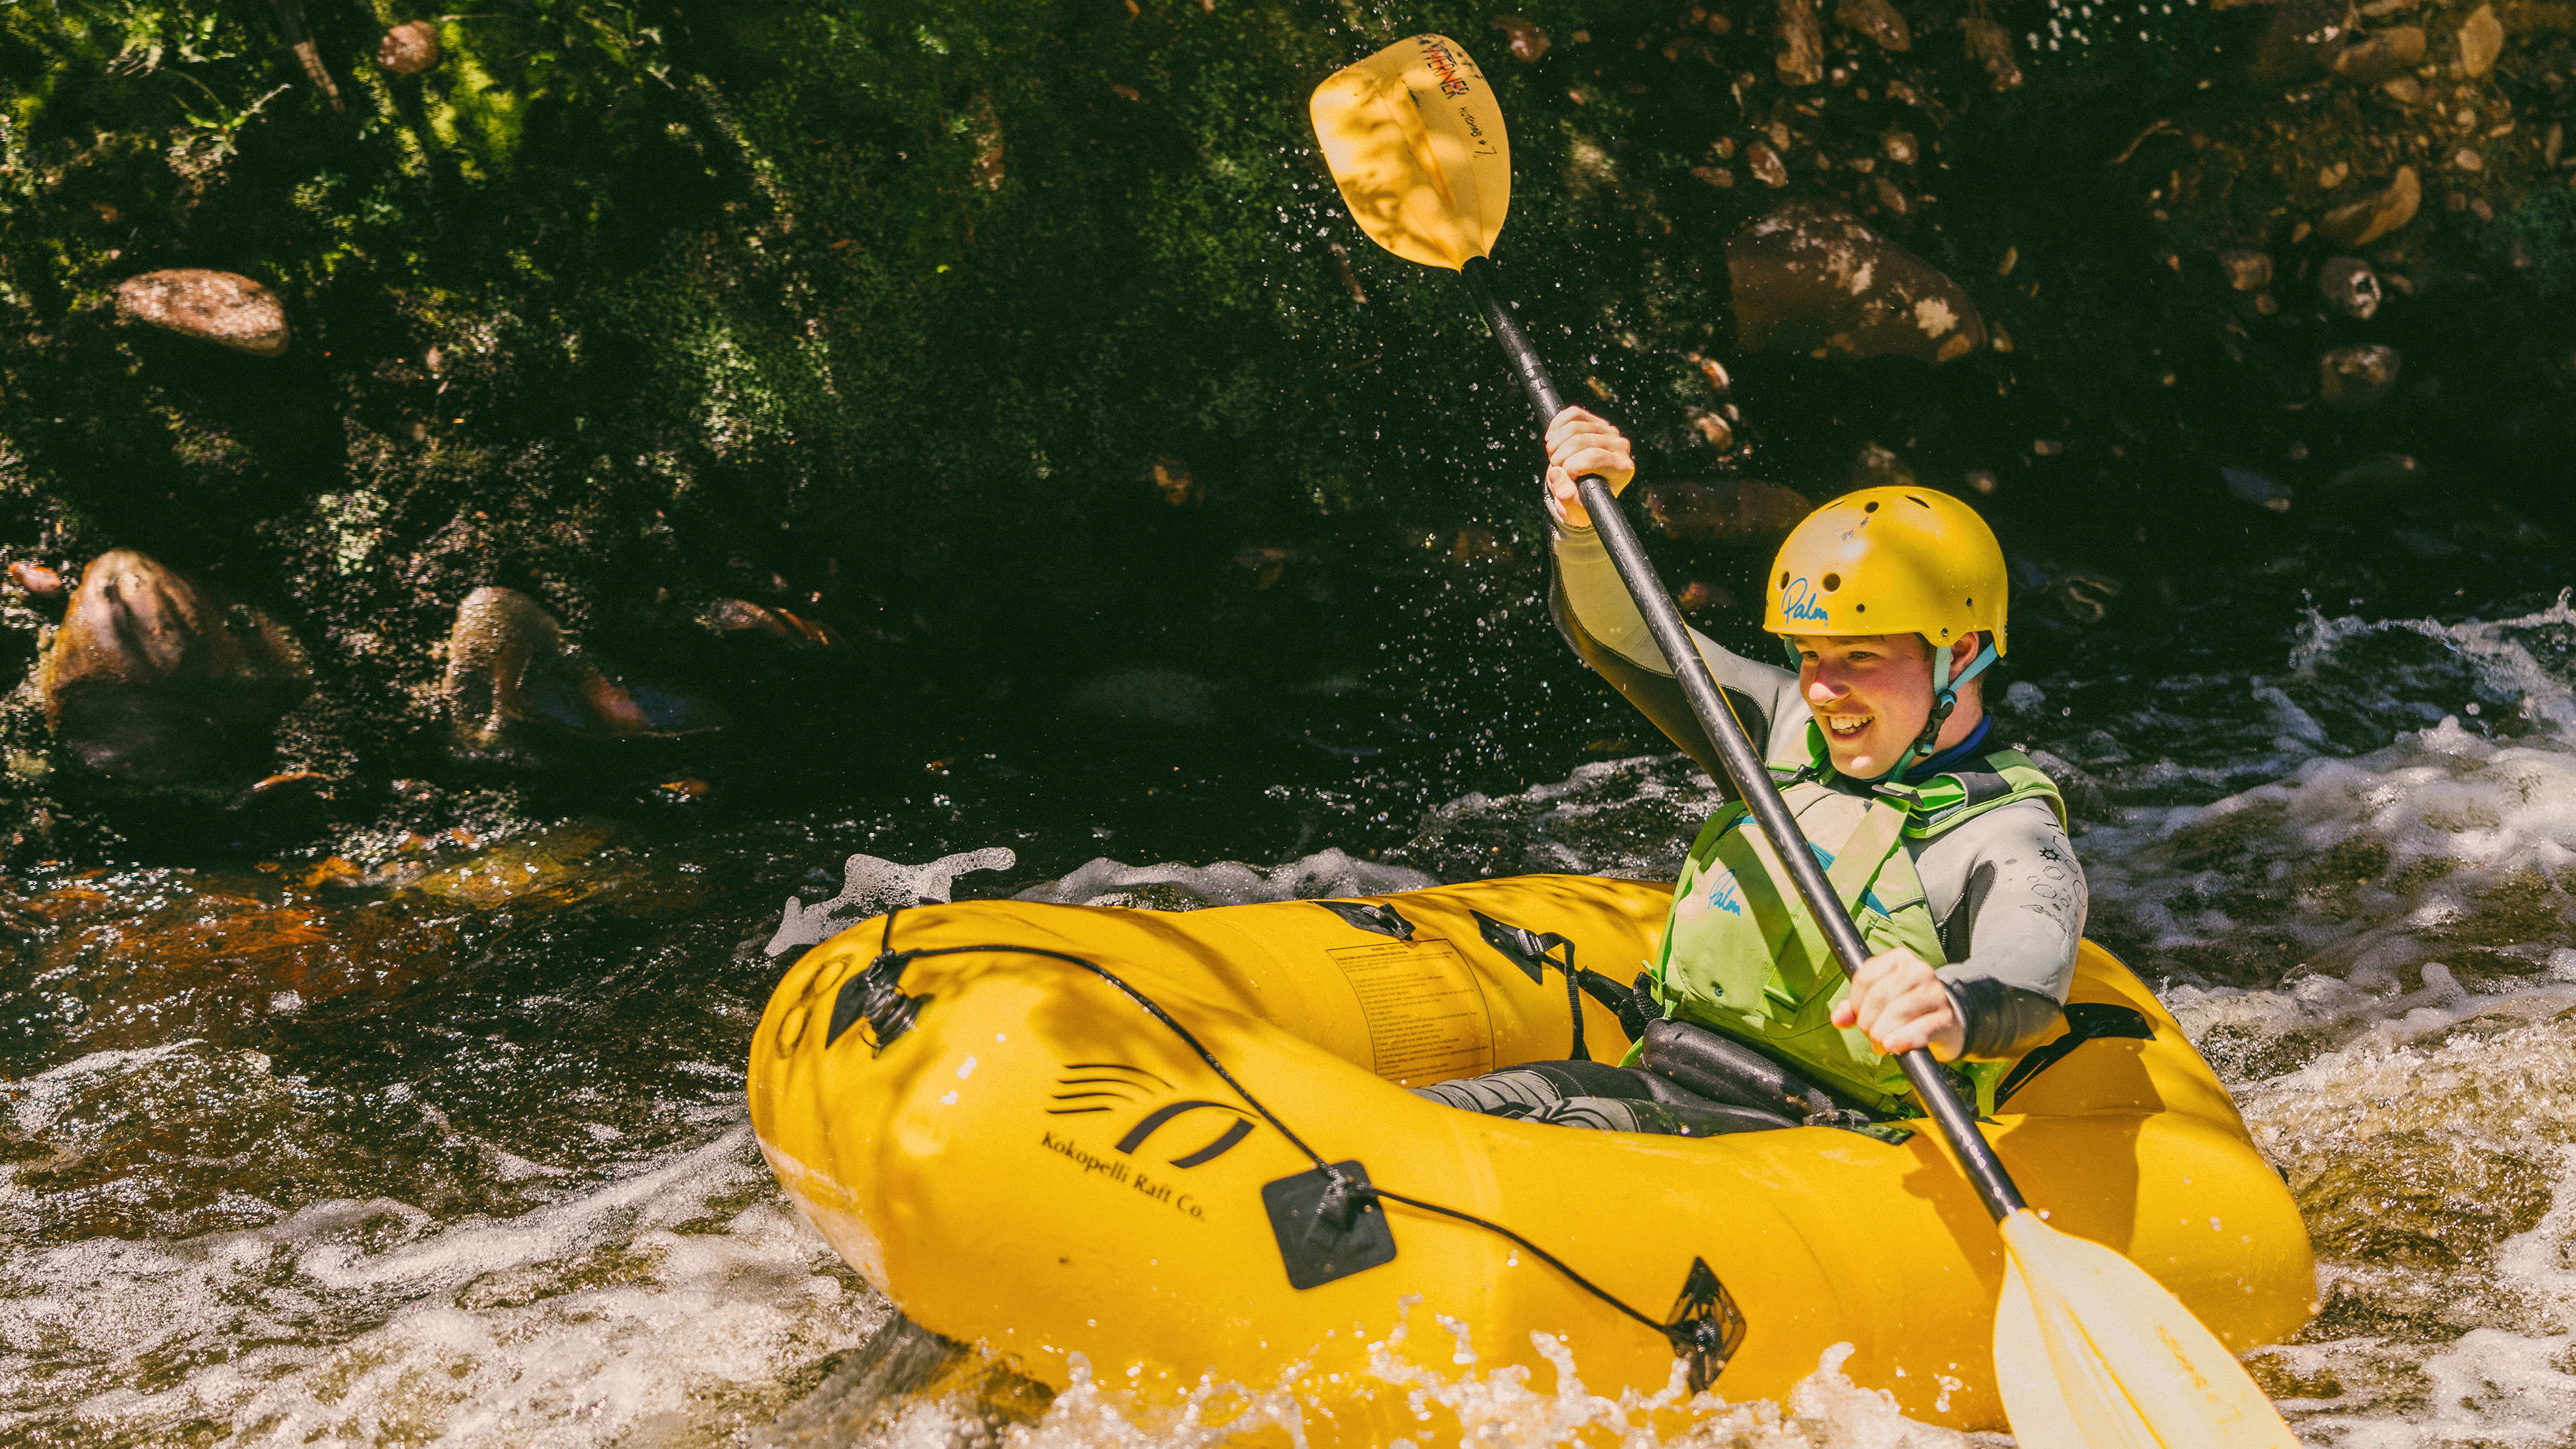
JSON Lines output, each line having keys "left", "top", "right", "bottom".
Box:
{"left": 2499, "top": 186, "right": 2576, "bottom": 298}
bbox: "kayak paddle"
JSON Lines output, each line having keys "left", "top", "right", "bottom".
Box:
{"left": 1309, "top": 34, "right": 2300, "bottom": 1448}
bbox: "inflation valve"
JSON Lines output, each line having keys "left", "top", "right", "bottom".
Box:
{"left": 1664, "top": 1257, "right": 1748, "bottom": 1393}
{"left": 1263, "top": 1160, "right": 1397, "bottom": 1289}
{"left": 826, "top": 950, "right": 935, "bottom": 1053}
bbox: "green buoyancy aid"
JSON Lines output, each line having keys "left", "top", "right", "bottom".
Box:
{"left": 1645, "top": 724, "right": 2067, "bottom": 1118}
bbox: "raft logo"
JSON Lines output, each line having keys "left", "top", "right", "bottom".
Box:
{"left": 1038, "top": 1128, "right": 1209, "bottom": 1222}
{"left": 1045, "top": 1064, "right": 1257, "bottom": 1169}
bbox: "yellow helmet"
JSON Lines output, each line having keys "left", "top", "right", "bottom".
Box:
{"left": 1761, "top": 487, "right": 2009, "bottom": 655}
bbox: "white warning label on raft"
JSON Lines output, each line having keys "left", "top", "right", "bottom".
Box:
{"left": 1327, "top": 939, "right": 1494, "bottom": 1084}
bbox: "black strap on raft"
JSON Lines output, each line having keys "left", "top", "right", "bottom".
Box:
{"left": 1469, "top": 909, "right": 1636, "bottom": 1063}
{"left": 1993, "top": 1002, "right": 2155, "bottom": 1106}
{"left": 1312, "top": 899, "right": 1415, "bottom": 940}
{"left": 848, "top": 912, "right": 1746, "bottom": 1391}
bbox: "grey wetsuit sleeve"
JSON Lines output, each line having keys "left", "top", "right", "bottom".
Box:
{"left": 1916, "top": 798, "right": 2088, "bottom": 1060}
{"left": 1548, "top": 516, "right": 1811, "bottom": 789}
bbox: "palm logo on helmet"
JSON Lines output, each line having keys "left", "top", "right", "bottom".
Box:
{"left": 1761, "top": 487, "right": 2009, "bottom": 778}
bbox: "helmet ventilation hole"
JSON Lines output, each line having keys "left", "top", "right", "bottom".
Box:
{"left": 1778, "top": 571, "right": 1790, "bottom": 589}
{"left": 1820, "top": 573, "right": 1840, "bottom": 592}
{"left": 1854, "top": 603, "right": 1866, "bottom": 613}
{"left": 1906, "top": 494, "right": 1929, "bottom": 507}
{"left": 1863, "top": 501, "right": 1880, "bottom": 513}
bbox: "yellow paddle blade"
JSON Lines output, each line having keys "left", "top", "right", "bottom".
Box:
{"left": 1994, "top": 1211, "right": 2301, "bottom": 1449}
{"left": 1307, "top": 34, "right": 1510, "bottom": 271}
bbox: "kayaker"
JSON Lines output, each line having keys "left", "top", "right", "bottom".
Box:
{"left": 1416, "top": 408, "right": 2085, "bottom": 1136}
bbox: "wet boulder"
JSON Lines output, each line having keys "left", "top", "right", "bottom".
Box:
{"left": 1490, "top": 14, "right": 1549, "bottom": 62}
{"left": 2319, "top": 167, "right": 2420, "bottom": 247}
{"left": 2456, "top": 4, "right": 2502, "bottom": 77}
{"left": 698, "top": 597, "right": 844, "bottom": 650}
{"left": 2223, "top": 468, "right": 2294, "bottom": 512}
{"left": 442, "top": 587, "right": 727, "bottom": 759}
{"left": 8, "top": 560, "right": 64, "bottom": 600}
{"left": 2218, "top": 250, "right": 2275, "bottom": 292}
{"left": 1961, "top": 16, "right": 2024, "bottom": 89}
{"left": 113, "top": 270, "right": 290, "bottom": 358}
{"left": 2326, "top": 452, "right": 2427, "bottom": 497}
{"left": 1747, "top": 141, "right": 1790, "bottom": 187}
{"left": 2254, "top": 0, "right": 2359, "bottom": 77}
{"left": 2318, "top": 344, "right": 2402, "bottom": 411}
{"left": 1727, "top": 200, "right": 1986, "bottom": 363}
{"left": 1776, "top": 0, "right": 1825, "bottom": 84}
{"left": 1146, "top": 454, "right": 1202, "bottom": 507}
{"left": 1833, "top": 0, "right": 1911, "bottom": 51}
{"left": 2331, "top": 26, "right": 2425, "bottom": 84}
{"left": 1645, "top": 480, "right": 1815, "bottom": 542}
{"left": 376, "top": 19, "right": 440, "bottom": 75}
{"left": 2318, "top": 258, "right": 2383, "bottom": 320}
{"left": 38, "top": 550, "right": 312, "bottom": 783}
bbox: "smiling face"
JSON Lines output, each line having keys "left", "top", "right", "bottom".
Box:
{"left": 1792, "top": 633, "right": 1986, "bottom": 779}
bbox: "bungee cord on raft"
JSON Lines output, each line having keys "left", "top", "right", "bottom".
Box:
{"left": 838, "top": 907, "right": 1735, "bottom": 1380}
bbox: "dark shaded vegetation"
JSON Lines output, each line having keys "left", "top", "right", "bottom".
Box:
{"left": 3, "top": 0, "right": 2572, "bottom": 860}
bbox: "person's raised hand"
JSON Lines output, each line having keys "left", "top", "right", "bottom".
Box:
{"left": 1831, "top": 947, "right": 1966, "bottom": 1062}
{"left": 1543, "top": 406, "right": 1636, "bottom": 530}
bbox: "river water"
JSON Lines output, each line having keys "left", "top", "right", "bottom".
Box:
{"left": 6, "top": 545, "right": 2576, "bottom": 1445}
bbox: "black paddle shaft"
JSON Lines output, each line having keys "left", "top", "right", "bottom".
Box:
{"left": 1457, "top": 255, "right": 2027, "bottom": 1224}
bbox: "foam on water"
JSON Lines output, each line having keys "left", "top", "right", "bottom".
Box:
{"left": 832, "top": 1326, "right": 1974, "bottom": 1449}
{"left": 1, "top": 1070, "right": 877, "bottom": 1448}
{"left": 14, "top": 594, "right": 2576, "bottom": 1444}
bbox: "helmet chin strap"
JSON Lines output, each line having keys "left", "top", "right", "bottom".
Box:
{"left": 1880, "top": 634, "right": 1997, "bottom": 782}
{"left": 1790, "top": 634, "right": 2001, "bottom": 782}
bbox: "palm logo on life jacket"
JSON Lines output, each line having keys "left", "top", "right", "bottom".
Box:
{"left": 1646, "top": 743, "right": 2064, "bottom": 1117}
{"left": 1704, "top": 870, "right": 1745, "bottom": 917}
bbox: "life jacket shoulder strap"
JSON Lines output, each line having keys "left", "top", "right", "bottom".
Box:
{"left": 1890, "top": 747, "right": 2067, "bottom": 837}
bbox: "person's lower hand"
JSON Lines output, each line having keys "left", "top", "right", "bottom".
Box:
{"left": 1543, "top": 407, "right": 1636, "bottom": 529}
{"left": 1831, "top": 948, "right": 1966, "bottom": 1061}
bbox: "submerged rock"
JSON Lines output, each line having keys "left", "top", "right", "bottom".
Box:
{"left": 2328, "top": 452, "right": 2426, "bottom": 495}
{"left": 377, "top": 19, "right": 440, "bottom": 75}
{"left": 1644, "top": 480, "right": 1813, "bottom": 542}
{"left": 699, "top": 597, "right": 844, "bottom": 650}
{"left": 2319, "top": 166, "right": 2421, "bottom": 246}
{"left": 1727, "top": 200, "right": 1986, "bottom": 363}
{"left": 442, "top": 587, "right": 727, "bottom": 757}
{"left": 1776, "top": 0, "right": 1825, "bottom": 84}
{"left": 2223, "top": 468, "right": 2295, "bottom": 512}
{"left": 113, "top": 270, "right": 290, "bottom": 358}
{"left": 2319, "top": 257, "right": 2383, "bottom": 319}
{"left": 2219, "top": 250, "right": 2275, "bottom": 292}
{"left": 1490, "top": 14, "right": 1549, "bottom": 62}
{"left": 1961, "top": 16, "right": 2024, "bottom": 89}
{"left": 39, "top": 550, "right": 312, "bottom": 782}
{"left": 2332, "top": 26, "right": 2425, "bottom": 83}
{"left": 8, "top": 560, "right": 64, "bottom": 600}
{"left": 2318, "top": 344, "right": 2403, "bottom": 411}
{"left": 1147, "top": 454, "right": 1201, "bottom": 507}
{"left": 1833, "top": 0, "right": 1911, "bottom": 51}
{"left": 2255, "top": 0, "right": 2360, "bottom": 77}
{"left": 1747, "top": 141, "right": 1790, "bottom": 187}
{"left": 2456, "top": 4, "right": 2502, "bottom": 77}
